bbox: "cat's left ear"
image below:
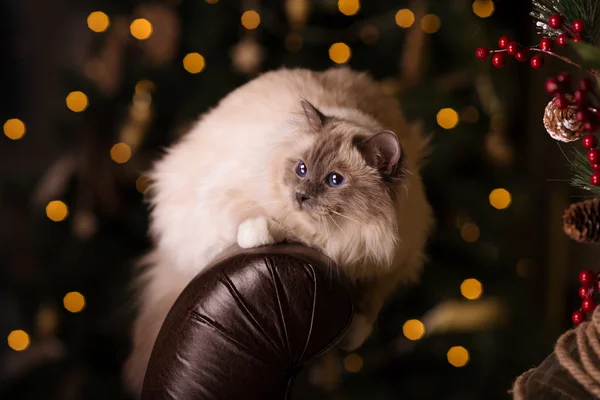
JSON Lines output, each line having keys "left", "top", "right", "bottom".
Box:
{"left": 301, "top": 100, "right": 326, "bottom": 132}
{"left": 356, "top": 131, "right": 402, "bottom": 178}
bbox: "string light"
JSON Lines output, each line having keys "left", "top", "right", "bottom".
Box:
{"left": 130, "top": 18, "right": 153, "bottom": 40}
{"left": 63, "top": 292, "right": 86, "bottom": 313}
{"left": 472, "top": 0, "right": 495, "bottom": 18}
{"left": 46, "top": 200, "right": 69, "bottom": 222}
{"left": 460, "top": 223, "right": 480, "bottom": 243}
{"left": 3, "top": 118, "right": 26, "bottom": 140}
{"left": 7, "top": 330, "right": 30, "bottom": 351}
{"left": 395, "top": 9, "right": 415, "bottom": 28}
{"left": 136, "top": 175, "right": 151, "bottom": 194}
{"left": 460, "top": 278, "right": 483, "bottom": 300}
{"left": 87, "top": 11, "right": 110, "bottom": 32}
{"left": 183, "top": 53, "right": 206, "bottom": 74}
{"left": 402, "top": 319, "right": 425, "bottom": 341}
{"left": 338, "top": 0, "right": 360, "bottom": 16}
{"left": 436, "top": 108, "right": 459, "bottom": 129}
{"left": 110, "top": 143, "right": 132, "bottom": 164}
{"left": 447, "top": 346, "right": 470, "bottom": 367}
{"left": 241, "top": 10, "right": 261, "bottom": 30}
{"left": 329, "top": 42, "right": 351, "bottom": 64}
{"left": 489, "top": 188, "right": 512, "bottom": 210}
{"left": 420, "top": 14, "right": 441, "bottom": 34}
{"left": 285, "top": 33, "right": 303, "bottom": 52}
{"left": 359, "top": 25, "right": 379, "bottom": 45}
{"left": 66, "top": 91, "right": 89, "bottom": 112}
{"left": 460, "top": 106, "right": 480, "bottom": 123}
{"left": 343, "top": 353, "right": 363, "bottom": 372}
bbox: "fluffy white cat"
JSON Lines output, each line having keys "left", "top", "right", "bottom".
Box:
{"left": 124, "top": 67, "right": 433, "bottom": 394}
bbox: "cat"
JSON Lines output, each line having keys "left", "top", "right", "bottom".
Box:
{"left": 124, "top": 67, "right": 433, "bottom": 394}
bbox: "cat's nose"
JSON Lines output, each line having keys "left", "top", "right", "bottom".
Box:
{"left": 295, "top": 191, "right": 310, "bottom": 206}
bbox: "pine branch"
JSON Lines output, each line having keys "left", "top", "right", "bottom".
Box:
{"left": 532, "top": 0, "right": 600, "bottom": 46}
{"left": 569, "top": 146, "right": 600, "bottom": 197}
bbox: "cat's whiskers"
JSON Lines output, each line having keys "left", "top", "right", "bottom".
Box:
{"left": 274, "top": 207, "right": 292, "bottom": 237}
{"left": 327, "top": 214, "right": 348, "bottom": 238}
{"left": 329, "top": 210, "right": 362, "bottom": 225}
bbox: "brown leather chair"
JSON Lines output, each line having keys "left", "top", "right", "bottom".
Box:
{"left": 141, "top": 244, "right": 355, "bottom": 400}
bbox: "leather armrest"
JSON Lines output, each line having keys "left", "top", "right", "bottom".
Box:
{"left": 141, "top": 244, "right": 355, "bottom": 400}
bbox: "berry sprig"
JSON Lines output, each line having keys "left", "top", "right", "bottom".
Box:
{"left": 572, "top": 269, "right": 600, "bottom": 325}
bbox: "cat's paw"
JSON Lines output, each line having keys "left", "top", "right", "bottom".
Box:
{"left": 237, "top": 217, "right": 275, "bottom": 249}
{"left": 339, "top": 314, "right": 373, "bottom": 351}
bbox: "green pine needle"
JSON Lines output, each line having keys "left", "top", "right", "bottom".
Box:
{"left": 568, "top": 146, "right": 600, "bottom": 198}
{"left": 532, "top": 0, "right": 600, "bottom": 45}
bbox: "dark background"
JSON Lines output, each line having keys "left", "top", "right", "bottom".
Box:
{"left": 0, "top": 0, "right": 592, "bottom": 398}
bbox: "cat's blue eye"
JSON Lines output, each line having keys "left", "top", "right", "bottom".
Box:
{"left": 296, "top": 161, "right": 308, "bottom": 177}
{"left": 327, "top": 172, "right": 345, "bottom": 188}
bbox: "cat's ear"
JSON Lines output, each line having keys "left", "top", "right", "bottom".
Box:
{"left": 301, "top": 100, "right": 326, "bottom": 132}
{"left": 356, "top": 131, "right": 402, "bottom": 178}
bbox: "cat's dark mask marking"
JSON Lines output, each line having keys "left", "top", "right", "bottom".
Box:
{"left": 355, "top": 131, "right": 403, "bottom": 182}
{"left": 301, "top": 99, "right": 327, "bottom": 132}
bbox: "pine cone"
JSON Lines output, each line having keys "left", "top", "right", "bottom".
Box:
{"left": 563, "top": 199, "right": 600, "bottom": 244}
{"left": 543, "top": 97, "right": 586, "bottom": 142}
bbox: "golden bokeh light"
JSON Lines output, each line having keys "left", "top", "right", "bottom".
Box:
{"left": 285, "top": 33, "right": 303, "bottom": 52}
{"left": 130, "top": 18, "right": 153, "bottom": 40}
{"left": 183, "top": 53, "right": 206, "bottom": 74}
{"left": 489, "top": 188, "right": 512, "bottom": 210}
{"left": 447, "top": 346, "right": 470, "bottom": 367}
{"left": 136, "top": 175, "right": 151, "bottom": 194}
{"left": 460, "top": 106, "right": 480, "bottom": 123}
{"left": 63, "top": 292, "right": 86, "bottom": 313}
{"left": 87, "top": 11, "right": 110, "bottom": 32}
{"left": 359, "top": 25, "right": 379, "bottom": 45}
{"left": 135, "top": 80, "right": 156, "bottom": 95}
{"left": 460, "top": 223, "right": 480, "bottom": 243}
{"left": 420, "top": 14, "right": 441, "bottom": 34}
{"left": 491, "top": 114, "right": 506, "bottom": 132}
{"left": 329, "top": 42, "right": 351, "bottom": 64}
{"left": 241, "top": 10, "right": 261, "bottom": 30}
{"left": 110, "top": 143, "right": 132, "bottom": 164}
{"left": 66, "top": 91, "right": 89, "bottom": 113}
{"left": 338, "top": 0, "right": 360, "bottom": 16}
{"left": 395, "top": 9, "right": 415, "bottom": 28}
{"left": 460, "top": 278, "right": 483, "bottom": 300}
{"left": 516, "top": 258, "right": 535, "bottom": 279}
{"left": 7, "top": 330, "right": 30, "bottom": 351}
{"left": 437, "top": 108, "right": 459, "bottom": 130}
{"left": 343, "top": 353, "right": 364, "bottom": 373}
{"left": 205, "top": 0, "right": 220, "bottom": 3}
{"left": 46, "top": 200, "right": 69, "bottom": 222}
{"left": 402, "top": 319, "right": 426, "bottom": 341}
{"left": 3, "top": 118, "right": 26, "bottom": 140}
{"left": 472, "top": 0, "right": 495, "bottom": 18}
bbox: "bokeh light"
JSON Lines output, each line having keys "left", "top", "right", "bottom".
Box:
{"left": 395, "top": 9, "right": 415, "bottom": 28}
{"left": 285, "top": 33, "right": 303, "bottom": 52}
{"left": 135, "top": 80, "right": 156, "bottom": 95}
{"left": 489, "top": 188, "right": 512, "bottom": 210}
{"left": 437, "top": 108, "right": 459, "bottom": 129}
{"left": 63, "top": 292, "right": 86, "bottom": 313}
{"left": 420, "top": 14, "right": 441, "bottom": 33}
{"left": 359, "top": 25, "right": 379, "bottom": 45}
{"left": 338, "top": 0, "right": 360, "bottom": 16}
{"left": 136, "top": 175, "right": 151, "bottom": 194}
{"left": 46, "top": 201, "right": 69, "bottom": 222}
{"left": 66, "top": 91, "right": 89, "bottom": 112}
{"left": 130, "top": 18, "right": 153, "bottom": 40}
{"left": 402, "top": 319, "right": 426, "bottom": 341}
{"left": 183, "top": 53, "right": 206, "bottom": 74}
{"left": 516, "top": 258, "right": 535, "bottom": 279}
{"left": 472, "top": 0, "right": 495, "bottom": 18}
{"left": 447, "top": 346, "right": 470, "bottom": 367}
{"left": 241, "top": 10, "right": 260, "bottom": 30}
{"left": 460, "top": 278, "right": 483, "bottom": 300}
{"left": 329, "top": 42, "right": 351, "bottom": 64}
{"left": 110, "top": 143, "right": 132, "bottom": 164}
{"left": 87, "top": 11, "right": 110, "bottom": 32}
{"left": 460, "top": 223, "right": 480, "bottom": 243}
{"left": 343, "top": 353, "right": 364, "bottom": 372}
{"left": 460, "top": 106, "right": 480, "bottom": 123}
{"left": 7, "top": 330, "right": 30, "bottom": 351}
{"left": 205, "top": 0, "right": 220, "bottom": 3}
{"left": 3, "top": 118, "right": 26, "bottom": 140}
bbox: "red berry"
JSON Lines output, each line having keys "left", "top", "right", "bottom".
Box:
{"left": 545, "top": 77, "right": 560, "bottom": 94}
{"left": 540, "top": 38, "right": 553, "bottom": 51}
{"left": 573, "top": 310, "right": 586, "bottom": 325}
{"left": 580, "top": 269, "right": 596, "bottom": 285}
{"left": 515, "top": 50, "right": 528, "bottom": 62}
{"left": 574, "top": 36, "right": 583, "bottom": 43}
{"left": 476, "top": 47, "right": 490, "bottom": 60}
{"left": 583, "top": 134, "right": 598, "bottom": 148}
{"left": 580, "top": 78, "right": 593, "bottom": 91}
{"left": 530, "top": 55, "right": 544, "bottom": 69}
{"left": 590, "top": 172, "right": 600, "bottom": 186}
{"left": 584, "top": 121, "right": 597, "bottom": 132}
{"left": 573, "top": 19, "right": 585, "bottom": 33}
{"left": 492, "top": 53, "right": 506, "bottom": 68}
{"left": 593, "top": 164, "right": 600, "bottom": 171}
{"left": 577, "top": 110, "right": 592, "bottom": 123}
{"left": 583, "top": 298, "right": 597, "bottom": 313}
{"left": 588, "top": 149, "right": 600, "bottom": 164}
{"left": 580, "top": 286, "right": 594, "bottom": 299}
{"left": 556, "top": 72, "right": 570, "bottom": 86}
{"left": 574, "top": 89, "right": 588, "bottom": 105}
{"left": 554, "top": 95, "right": 568, "bottom": 109}
{"left": 507, "top": 41, "right": 520, "bottom": 55}
{"left": 557, "top": 33, "right": 569, "bottom": 46}
{"left": 549, "top": 14, "right": 563, "bottom": 29}
{"left": 498, "top": 36, "right": 511, "bottom": 49}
